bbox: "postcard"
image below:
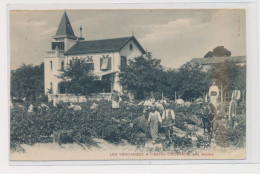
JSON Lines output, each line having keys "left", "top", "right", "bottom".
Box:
{"left": 10, "top": 9, "right": 246, "bottom": 160}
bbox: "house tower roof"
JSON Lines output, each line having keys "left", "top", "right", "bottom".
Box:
{"left": 53, "top": 11, "right": 78, "bottom": 39}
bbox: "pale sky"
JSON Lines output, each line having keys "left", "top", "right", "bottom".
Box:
{"left": 10, "top": 9, "right": 246, "bottom": 70}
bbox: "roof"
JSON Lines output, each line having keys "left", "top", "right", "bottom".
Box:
{"left": 65, "top": 36, "right": 146, "bottom": 55}
{"left": 53, "top": 11, "right": 78, "bottom": 39}
{"left": 190, "top": 56, "right": 246, "bottom": 65}
{"left": 95, "top": 71, "right": 118, "bottom": 80}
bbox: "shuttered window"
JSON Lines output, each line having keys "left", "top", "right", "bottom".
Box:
{"left": 100, "top": 57, "right": 111, "bottom": 70}
{"left": 120, "top": 56, "right": 127, "bottom": 68}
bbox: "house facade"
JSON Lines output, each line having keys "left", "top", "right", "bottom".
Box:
{"left": 44, "top": 12, "right": 146, "bottom": 102}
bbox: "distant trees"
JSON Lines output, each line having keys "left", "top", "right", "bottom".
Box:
{"left": 204, "top": 46, "right": 231, "bottom": 58}
{"left": 208, "top": 61, "right": 246, "bottom": 101}
{"left": 119, "top": 56, "right": 209, "bottom": 100}
{"left": 11, "top": 63, "right": 44, "bottom": 101}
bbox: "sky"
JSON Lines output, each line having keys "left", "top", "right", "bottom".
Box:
{"left": 10, "top": 9, "right": 246, "bottom": 70}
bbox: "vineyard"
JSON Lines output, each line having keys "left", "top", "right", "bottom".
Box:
{"left": 10, "top": 100, "right": 246, "bottom": 154}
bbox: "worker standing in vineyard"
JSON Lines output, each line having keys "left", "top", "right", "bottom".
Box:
{"left": 161, "top": 103, "right": 175, "bottom": 144}
{"left": 111, "top": 89, "right": 122, "bottom": 109}
{"left": 209, "top": 81, "right": 219, "bottom": 108}
{"left": 229, "top": 86, "right": 241, "bottom": 129}
{"left": 147, "top": 105, "right": 162, "bottom": 144}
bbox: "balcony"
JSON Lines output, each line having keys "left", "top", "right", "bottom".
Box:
{"left": 45, "top": 50, "right": 65, "bottom": 58}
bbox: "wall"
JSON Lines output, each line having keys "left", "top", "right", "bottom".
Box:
{"left": 44, "top": 50, "right": 65, "bottom": 94}
{"left": 119, "top": 39, "right": 144, "bottom": 61}
{"left": 66, "top": 52, "right": 121, "bottom": 72}
{"left": 64, "top": 38, "right": 77, "bottom": 51}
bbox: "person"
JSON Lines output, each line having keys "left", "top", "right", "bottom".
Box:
{"left": 231, "top": 86, "right": 241, "bottom": 101}
{"left": 147, "top": 105, "right": 162, "bottom": 144}
{"left": 229, "top": 86, "right": 241, "bottom": 128}
{"left": 144, "top": 97, "right": 153, "bottom": 107}
{"left": 212, "top": 106, "right": 226, "bottom": 140}
{"left": 111, "top": 90, "right": 122, "bottom": 109}
{"left": 209, "top": 81, "right": 219, "bottom": 108}
{"left": 155, "top": 100, "right": 164, "bottom": 113}
{"left": 161, "top": 103, "right": 175, "bottom": 143}
{"left": 198, "top": 102, "right": 209, "bottom": 133}
{"left": 208, "top": 102, "right": 217, "bottom": 137}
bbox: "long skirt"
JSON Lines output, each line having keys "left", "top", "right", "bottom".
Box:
{"left": 150, "top": 123, "right": 159, "bottom": 141}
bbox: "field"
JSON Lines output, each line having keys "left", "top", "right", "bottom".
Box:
{"left": 10, "top": 100, "right": 246, "bottom": 160}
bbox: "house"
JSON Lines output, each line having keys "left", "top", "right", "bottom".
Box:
{"left": 44, "top": 11, "right": 146, "bottom": 102}
{"left": 189, "top": 56, "right": 246, "bottom": 72}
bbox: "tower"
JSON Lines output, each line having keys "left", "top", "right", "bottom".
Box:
{"left": 44, "top": 11, "right": 84, "bottom": 97}
{"left": 52, "top": 11, "right": 84, "bottom": 51}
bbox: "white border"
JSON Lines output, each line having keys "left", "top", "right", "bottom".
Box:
{"left": 1, "top": 0, "right": 260, "bottom": 173}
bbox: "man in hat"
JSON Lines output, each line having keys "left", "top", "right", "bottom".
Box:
{"left": 161, "top": 103, "right": 175, "bottom": 144}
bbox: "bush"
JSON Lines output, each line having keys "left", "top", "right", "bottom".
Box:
{"left": 10, "top": 100, "right": 146, "bottom": 148}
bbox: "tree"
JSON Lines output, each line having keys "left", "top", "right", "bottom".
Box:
{"left": 173, "top": 62, "right": 210, "bottom": 100}
{"left": 204, "top": 46, "right": 231, "bottom": 58}
{"left": 11, "top": 63, "right": 44, "bottom": 102}
{"left": 119, "top": 56, "right": 164, "bottom": 99}
{"left": 204, "top": 51, "right": 214, "bottom": 58}
{"left": 208, "top": 61, "right": 246, "bottom": 102}
{"left": 58, "top": 58, "right": 97, "bottom": 101}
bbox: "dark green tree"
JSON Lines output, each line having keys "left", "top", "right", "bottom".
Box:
{"left": 58, "top": 58, "right": 98, "bottom": 101}
{"left": 119, "top": 56, "right": 164, "bottom": 99}
{"left": 174, "top": 62, "right": 210, "bottom": 100}
{"left": 204, "top": 46, "right": 231, "bottom": 58}
{"left": 11, "top": 63, "right": 44, "bottom": 101}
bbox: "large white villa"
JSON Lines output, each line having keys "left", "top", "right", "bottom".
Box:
{"left": 44, "top": 11, "right": 146, "bottom": 102}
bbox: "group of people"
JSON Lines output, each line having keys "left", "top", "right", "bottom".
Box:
{"left": 143, "top": 97, "right": 176, "bottom": 145}
{"left": 198, "top": 81, "right": 242, "bottom": 142}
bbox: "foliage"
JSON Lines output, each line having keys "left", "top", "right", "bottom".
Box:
{"left": 58, "top": 58, "right": 98, "bottom": 98}
{"left": 119, "top": 57, "right": 210, "bottom": 101}
{"left": 11, "top": 63, "right": 44, "bottom": 101}
{"left": 208, "top": 61, "right": 246, "bottom": 92}
{"left": 10, "top": 99, "right": 246, "bottom": 152}
{"left": 204, "top": 46, "right": 231, "bottom": 58}
{"left": 10, "top": 100, "right": 146, "bottom": 148}
{"left": 173, "top": 63, "right": 210, "bottom": 100}
{"left": 119, "top": 56, "right": 164, "bottom": 99}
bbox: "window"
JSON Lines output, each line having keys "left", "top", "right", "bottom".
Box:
{"left": 49, "top": 82, "right": 53, "bottom": 94}
{"left": 129, "top": 44, "right": 133, "bottom": 50}
{"left": 50, "top": 61, "right": 53, "bottom": 70}
{"left": 52, "top": 42, "right": 64, "bottom": 50}
{"left": 61, "top": 61, "right": 64, "bottom": 70}
{"left": 69, "top": 60, "right": 72, "bottom": 66}
{"left": 100, "top": 56, "right": 111, "bottom": 70}
{"left": 58, "top": 82, "right": 66, "bottom": 94}
{"left": 120, "top": 56, "right": 127, "bottom": 68}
